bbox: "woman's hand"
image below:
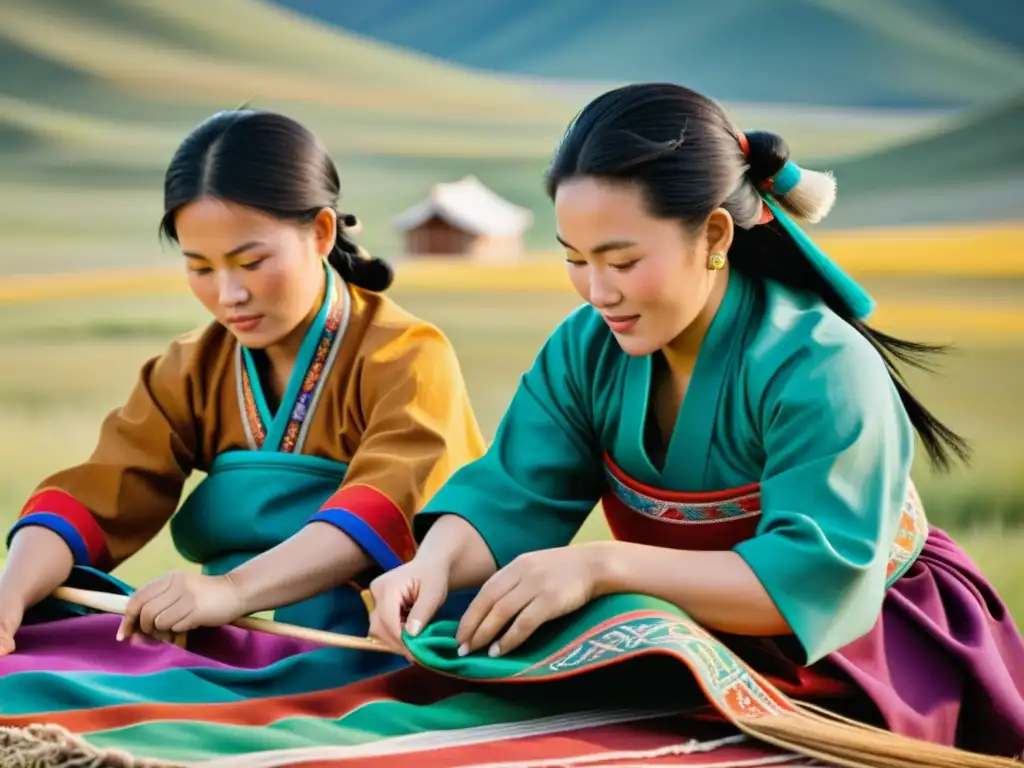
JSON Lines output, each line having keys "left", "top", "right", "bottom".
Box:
{"left": 367, "top": 513, "right": 501, "bottom": 660}
{"left": 455, "top": 544, "right": 607, "bottom": 659}
{"left": 117, "top": 570, "right": 246, "bottom": 643}
{"left": 368, "top": 555, "right": 452, "bottom": 660}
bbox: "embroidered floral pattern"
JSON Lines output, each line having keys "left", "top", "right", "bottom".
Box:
{"left": 603, "top": 465, "right": 761, "bottom": 524}
{"left": 515, "top": 610, "right": 794, "bottom": 720}
{"left": 240, "top": 362, "right": 267, "bottom": 448}
{"left": 279, "top": 299, "right": 344, "bottom": 454}
{"left": 238, "top": 287, "right": 344, "bottom": 453}
{"left": 604, "top": 459, "right": 929, "bottom": 590}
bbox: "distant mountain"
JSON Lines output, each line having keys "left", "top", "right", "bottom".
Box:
{"left": 0, "top": 0, "right": 1019, "bottom": 275}
{"left": 274, "top": 0, "right": 1024, "bottom": 109}
{"left": 821, "top": 94, "right": 1024, "bottom": 227}
{"left": 831, "top": 94, "right": 1024, "bottom": 193}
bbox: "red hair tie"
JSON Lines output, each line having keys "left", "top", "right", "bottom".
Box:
{"left": 737, "top": 131, "right": 774, "bottom": 225}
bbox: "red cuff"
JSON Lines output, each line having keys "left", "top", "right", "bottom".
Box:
{"left": 18, "top": 488, "right": 109, "bottom": 567}
{"left": 315, "top": 485, "right": 416, "bottom": 565}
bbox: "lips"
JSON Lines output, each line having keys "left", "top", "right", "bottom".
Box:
{"left": 226, "top": 314, "right": 263, "bottom": 331}
{"left": 602, "top": 314, "right": 639, "bottom": 333}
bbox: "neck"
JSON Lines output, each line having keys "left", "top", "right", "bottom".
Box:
{"left": 661, "top": 267, "right": 730, "bottom": 376}
{"left": 264, "top": 266, "right": 330, "bottom": 373}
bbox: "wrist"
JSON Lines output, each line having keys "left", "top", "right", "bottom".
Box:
{"left": 0, "top": 583, "right": 27, "bottom": 615}
{"left": 413, "top": 540, "right": 458, "bottom": 580}
{"left": 584, "top": 541, "right": 624, "bottom": 599}
{"left": 221, "top": 570, "right": 258, "bottom": 618}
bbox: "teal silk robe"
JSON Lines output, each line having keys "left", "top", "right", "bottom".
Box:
{"left": 417, "top": 268, "right": 915, "bottom": 666}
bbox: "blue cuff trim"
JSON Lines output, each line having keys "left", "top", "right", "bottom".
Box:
{"left": 308, "top": 508, "right": 403, "bottom": 572}
{"left": 8, "top": 513, "right": 91, "bottom": 566}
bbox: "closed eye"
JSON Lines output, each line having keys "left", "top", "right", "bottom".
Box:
{"left": 610, "top": 259, "right": 640, "bottom": 272}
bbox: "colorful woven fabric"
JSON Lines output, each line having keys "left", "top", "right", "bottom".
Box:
{"left": 0, "top": 594, "right": 816, "bottom": 767}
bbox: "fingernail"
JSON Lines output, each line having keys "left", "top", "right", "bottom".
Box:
{"left": 457, "top": 643, "right": 469, "bottom": 657}
{"left": 406, "top": 619, "right": 422, "bottom": 636}
{"left": 488, "top": 642, "right": 501, "bottom": 658}
{"left": 115, "top": 629, "right": 124, "bottom": 642}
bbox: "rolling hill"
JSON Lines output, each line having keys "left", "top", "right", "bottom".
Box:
{"left": 820, "top": 94, "right": 1024, "bottom": 228}
{"left": 0, "top": 0, "right": 583, "bottom": 274}
{"left": 275, "top": 0, "right": 1024, "bottom": 110}
{"left": 0, "top": 0, "right": 1020, "bottom": 276}
{"left": 831, "top": 94, "right": 1024, "bottom": 193}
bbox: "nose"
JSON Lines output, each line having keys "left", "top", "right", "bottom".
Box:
{"left": 588, "top": 267, "right": 621, "bottom": 309}
{"left": 216, "top": 270, "right": 250, "bottom": 307}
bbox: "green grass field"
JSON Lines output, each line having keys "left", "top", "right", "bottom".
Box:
{"left": 0, "top": 277, "right": 1021, "bottom": 620}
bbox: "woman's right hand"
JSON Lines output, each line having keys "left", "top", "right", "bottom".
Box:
{"left": 368, "top": 555, "right": 451, "bottom": 660}
{"left": 0, "top": 600, "right": 24, "bottom": 656}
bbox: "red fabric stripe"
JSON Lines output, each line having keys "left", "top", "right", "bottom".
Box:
{"left": 0, "top": 667, "right": 463, "bottom": 733}
{"left": 19, "top": 488, "right": 108, "bottom": 566}
{"left": 602, "top": 493, "right": 762, "bottom": 553}
{"left": 603, "top": 454, "right": 760, "bottom": 504}
{"left": 319, "top": 484, "right": 416, "bottom": 563}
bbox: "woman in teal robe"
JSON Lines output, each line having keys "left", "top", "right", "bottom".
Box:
{"left": 368, "top": 83, "right": 1024, "bottom": 758}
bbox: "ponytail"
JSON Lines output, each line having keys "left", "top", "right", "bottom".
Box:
{"left": 731, "top": 131, "right": 971, "bottom": 472}
{"left": 328, "top": 212, "right": 394, "bottom": 292}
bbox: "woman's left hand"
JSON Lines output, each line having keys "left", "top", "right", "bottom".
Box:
{"left": 455, "top": 544, "right": 608, "bottom": 659}
{"left": 117, "top": 570, "right": 246, "bottom": 643}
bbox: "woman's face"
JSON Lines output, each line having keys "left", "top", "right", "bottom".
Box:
{"left": 554, "top": 177, "right": 732, "bottom": 356}
{"left": 174, "top": 197, "right": 334, "bottom": 349}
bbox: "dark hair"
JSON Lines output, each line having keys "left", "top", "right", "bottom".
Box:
{"left": 160, "top": 109, "right": 393, "bottom": 292}
{"left": 545, "top": 83, "right": 969, "bottom": 472}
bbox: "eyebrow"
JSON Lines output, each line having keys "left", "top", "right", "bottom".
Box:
{"left": 182, "top": 241, "right": 265, "bottom": 260}
{"left": 556, "top": 234, "right": 638, "bottom": 255}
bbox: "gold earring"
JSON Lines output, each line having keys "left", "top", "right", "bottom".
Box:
{"left": 707, "top": 252, "right": 726, "bottom": 270}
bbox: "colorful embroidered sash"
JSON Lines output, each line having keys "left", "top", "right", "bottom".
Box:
{"left": 601, "top": 454, "right": 929, "bottom": 589}
{"left": 235, "top": 263, "right": 351, "bottom": 455}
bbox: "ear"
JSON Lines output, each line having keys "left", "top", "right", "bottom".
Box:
{"left": 703, "top": 208, "right": 734, "bottom": 258}
{"left": 311, "top": 208, "right": 337, "bottom": 259}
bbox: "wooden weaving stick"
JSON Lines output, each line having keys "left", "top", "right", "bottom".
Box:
{"left": 52, "top": 586, "right": 395, "bottom": 654}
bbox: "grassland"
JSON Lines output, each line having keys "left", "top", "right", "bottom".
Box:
{"left": 6, "top": 0, "right": 1021, "bottom": 279}
{"left": 0, "top": 272, "right": 1021, "bottom": 621}
{"left": 0, "top": 0, "right": 1021, "bottom": 629}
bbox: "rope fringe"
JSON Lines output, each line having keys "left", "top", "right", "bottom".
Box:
{"left": 0, "top": 724, "right": 180, "bottom": 768}
{"left": 732, "top": 700, "right": 1023, "bottom": 768}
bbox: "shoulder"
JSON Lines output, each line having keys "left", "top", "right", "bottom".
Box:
{"left": 160, "top": 320, "right": 231, "bottom": 364}
{"left": 349, "top": 287, "right": 463, "bottom": 379}
{"left": 525, "top": 304, "right": 625, "bottom": 432}
{"left": 538, "top": 302, "right": 624, "bottom": 381}
{"left": 745, "top": 280, "right": 901, "bottom": 419}
{"left": 145, "top": 321, "right": 233, "bottom": 394}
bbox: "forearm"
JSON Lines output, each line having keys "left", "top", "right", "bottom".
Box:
{"left": 227, "top": 522, "right": 373, "bottom": 616}
{"left": 416, "top": 514, "right": 497, "bottom": 591}
{"left": 592, "top": 541, "right": 791, "bottom": 636}
{"left": 0, "top": 526, "right": 75, "bottom": 609}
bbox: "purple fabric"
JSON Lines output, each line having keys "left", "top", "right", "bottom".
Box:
{"left": 831, "top": 528, "right": 1024, "bottom": 758}
{"left": 2, "top": 613, "right": 323, "bottom": 677}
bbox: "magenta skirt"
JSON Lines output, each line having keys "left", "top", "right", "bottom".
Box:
{"left": 828, "top": 527, "right": 1024, "bottom": 757}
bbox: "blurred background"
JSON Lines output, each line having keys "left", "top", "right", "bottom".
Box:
{"left": 0, "top": 1, "right": 1022, "bottom": 617}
